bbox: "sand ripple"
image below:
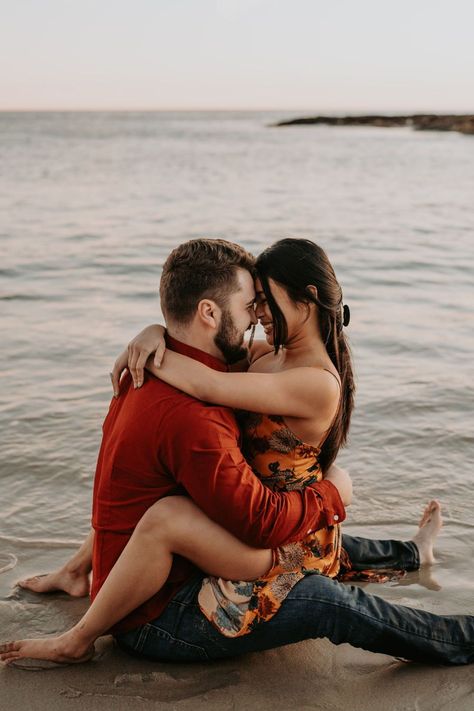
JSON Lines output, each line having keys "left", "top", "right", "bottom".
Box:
{"left": 0, "top": 553, "right": 17, "bottom": 574}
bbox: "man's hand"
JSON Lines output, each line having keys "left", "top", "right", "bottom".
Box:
{"left": 110, "top": 324, "right": 166, "bottom": 396}
{"left": 324, "top": 464, "right": 352, "bottom": 507}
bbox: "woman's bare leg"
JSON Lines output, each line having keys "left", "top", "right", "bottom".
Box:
{"left": 14, "top": 499, "right": 441, "bottom": 600}
{"left": 0, "top": 497, "right": 272, "bottom": 665}
{"left": 18, "top": 529, "right": 93, "bottom": 597}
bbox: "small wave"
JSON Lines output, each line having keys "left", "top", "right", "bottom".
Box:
{"left": 0, "top": 293, "right": 43, "bottom": 301}
{"left": 116, "top": 290, "right": 157, "bottom": 301}
{"left": 0, "top": 535, "right": 82, "bottom": 549}
{"left": 66, "top": 233, "right": 100, "bottom": 242}
{"left": 0, "top": 552, "right": 18, "bottom": 574}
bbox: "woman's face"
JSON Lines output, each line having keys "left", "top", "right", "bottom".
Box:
{"left": 254, "top": 277, "right": 307, "bottom": 346}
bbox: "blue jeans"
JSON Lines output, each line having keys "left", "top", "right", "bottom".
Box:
{"left": 116, "top": 535, "right": 474, "bottom": 666}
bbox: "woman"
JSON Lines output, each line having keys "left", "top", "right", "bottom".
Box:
{"left": 2, "top": 239, "right": 440, "bottom": 664}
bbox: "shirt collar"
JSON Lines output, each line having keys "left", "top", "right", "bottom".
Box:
{"left": 166, "top": 334, "right": 228, "bottom": 373}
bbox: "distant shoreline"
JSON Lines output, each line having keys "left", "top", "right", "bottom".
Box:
{"left": 273, "top": 114, "right": 474, "bottom": 135}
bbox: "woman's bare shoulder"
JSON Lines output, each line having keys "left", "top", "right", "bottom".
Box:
{"left": 228, "top": 340, "right": 273, "bottom": 372}
{"left": 249, "top": 339, "right": 273, "bottom": 364}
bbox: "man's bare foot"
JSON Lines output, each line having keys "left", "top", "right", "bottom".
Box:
{"left": 411, "top": 500, "right": 443, "bottom": 566}
{"left": 17, "top": 566, "right": 90, "bottom": 598}
{"left": 0, "top": 629, "right": 94, "bottom": 666}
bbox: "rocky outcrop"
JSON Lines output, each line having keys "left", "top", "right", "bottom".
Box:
{"left": 412, "top": 115, "right": 474, "bottom": 134}
{"left": 273, "top": 114, "right": 474, "bottom": 135}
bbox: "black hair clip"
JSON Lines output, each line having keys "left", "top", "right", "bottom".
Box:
{"left": 343, "top": 304, "right": 351, "bottom": 328}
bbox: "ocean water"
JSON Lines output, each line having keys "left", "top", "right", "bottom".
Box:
{"left": 0, "top": 111, "right": 473, "bottom": 639}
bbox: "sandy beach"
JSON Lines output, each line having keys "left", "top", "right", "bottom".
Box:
{"left": 1, "top": 539, "right": 473, "bottom": 711}
{"left": 2, "top": 626, "right": 474, "bottom": 711}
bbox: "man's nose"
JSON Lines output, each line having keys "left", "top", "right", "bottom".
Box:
{"left": 250, "top": 307, "right": 258, "bottom": 325}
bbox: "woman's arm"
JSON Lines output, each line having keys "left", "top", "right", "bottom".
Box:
{"left": 147, "top": 350, "right": 340, "bottom": 424}
{"left": 110, "top": 324, "right": 272, "bottom": 393}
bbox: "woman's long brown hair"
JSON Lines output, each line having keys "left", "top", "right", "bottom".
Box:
{"left": 256, "top": 238, "right": 355, "bottom": 472}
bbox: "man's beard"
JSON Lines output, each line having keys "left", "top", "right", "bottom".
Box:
{"left": 214, "top": 309, "right": 248, "bottom": 365}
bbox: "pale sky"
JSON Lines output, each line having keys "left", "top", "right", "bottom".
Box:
{"left": 1, "top": 0, "right": 473, "bottom": 111}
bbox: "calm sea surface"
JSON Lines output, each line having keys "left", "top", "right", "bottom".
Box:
{"left": 0, "top": 111, "right": 473, "bottom": 636}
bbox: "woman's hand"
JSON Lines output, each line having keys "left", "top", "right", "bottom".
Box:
{"left": 110, "top": 324, "right": 166, "bottom": 396}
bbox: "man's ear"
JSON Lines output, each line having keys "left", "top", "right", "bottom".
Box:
{"left": 196, "top": 299, "right": 220, "bottom": 330}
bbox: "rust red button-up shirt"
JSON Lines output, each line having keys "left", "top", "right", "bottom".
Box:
{"left": 91, "top": 336, "right": 345, "bottom": 633}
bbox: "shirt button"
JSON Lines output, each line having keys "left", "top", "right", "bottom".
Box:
{"left": 333, "top": 514, "right": 339, "bottom": 521}
{"left": 306, "top": 529, "right": 312, "bottom": 534}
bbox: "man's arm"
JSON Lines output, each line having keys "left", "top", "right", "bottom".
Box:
{"left": 162, "top": 402, "right": 347, "bottom": 550}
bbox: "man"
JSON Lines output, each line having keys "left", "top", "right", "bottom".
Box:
{"left": 2, "top": 238, "right": 473, "bottom": 666}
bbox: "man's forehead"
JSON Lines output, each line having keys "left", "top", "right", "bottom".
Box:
{"left": 235, "top": 268, "right": 256, "bottom": 298}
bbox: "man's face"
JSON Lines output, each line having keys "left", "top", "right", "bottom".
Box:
{"left": 214, "top": 268, "right": 257, "bottom": 364}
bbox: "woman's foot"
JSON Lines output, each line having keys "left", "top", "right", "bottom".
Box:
{"left": 411, "top": 500, "right": 443, "bottom": 566}
{"left": 0, "top": 628, "right": 94, "bottom": 666}
{"left": 17, "top": 566, "right": 90, "bottom": 597}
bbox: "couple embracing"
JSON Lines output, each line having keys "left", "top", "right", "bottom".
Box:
{"left": 1, "top": 238, "right": 473, "bottom": 667}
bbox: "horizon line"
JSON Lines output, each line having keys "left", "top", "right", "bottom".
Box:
{"left": 1, "top": 107, "right": 474, "bottom": 114}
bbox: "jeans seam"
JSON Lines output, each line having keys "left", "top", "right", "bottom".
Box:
{"left": 136, "top": 624, "right": 150, "bottom": 653}
{"left": 147, "top": 624, "right": 210, "bottom": 658}
{"left": 170, "top": 600, "right": 201, "bottom": 609}
{"left": 289, "top": 594, "right": 468, "bottom": 647}
{"left": 169, "top": 602, "right": 231, "bottom": 651}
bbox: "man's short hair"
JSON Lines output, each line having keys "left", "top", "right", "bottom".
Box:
{"left": 160, "top": 238, "right": 256, "bottom": 324}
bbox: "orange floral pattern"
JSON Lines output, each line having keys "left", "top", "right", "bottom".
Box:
{"left": 198, "top": 413, "right": 343, "bottom": 637}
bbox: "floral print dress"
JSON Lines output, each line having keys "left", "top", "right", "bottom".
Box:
{"left": 198, "top": 412, "right": 344, "bottom": 637}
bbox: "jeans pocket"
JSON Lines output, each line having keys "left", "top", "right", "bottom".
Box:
{"left": 134, "top": 623, "right": 210, "bottom": 662}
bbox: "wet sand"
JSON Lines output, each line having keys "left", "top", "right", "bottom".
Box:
{"left": 1, "top": 538, "right": 473, "bottom": 711}
{"left": 2, "top": 631, "right": 474, "bottom": 711}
